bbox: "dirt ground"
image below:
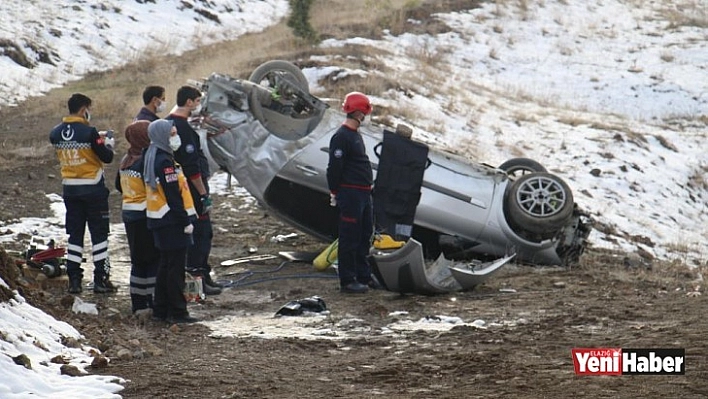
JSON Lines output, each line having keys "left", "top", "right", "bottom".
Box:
{"left": 0, "top": 1, "right": 706, "bottom": 396}
{"left": 0, "top": 161, "right": 706, "bottom": 398}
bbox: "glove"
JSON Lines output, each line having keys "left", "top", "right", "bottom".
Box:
{"left": 329, "top": 193, "right": 337, "bottom": 207}
{"left": 184, "top": 224, "right": 194, "bottom": 234}
{"left": 100, "top": 130, "right": 115, "bottom": 150}
{"left": 200, "top": 195, "right": 213, "bottom": 214}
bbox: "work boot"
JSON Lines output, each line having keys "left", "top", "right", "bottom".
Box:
{"left": 68, "top": 276, "right": 82, "bottom": 294}
{"left": 202, "top": 281, "right": 222, "bottom": 296}
{"left": 340, "top": 282, "right": 368, "bottom": 294}
{"left": 202, "top": 272, "right": 225, "bottom": 288}
{"left": 94, "top": 277, "right": 118, "bottom": 294}
{"left": 189, "top": 271, "right": 223, "bottom": 295}
{"left": 166, "top": 314, "right": 200, "bottom": 324}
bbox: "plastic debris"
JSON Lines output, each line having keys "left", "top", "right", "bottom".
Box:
{"left": 71, "top": 297, "right": 98, "bottom": 315}
{"left": 275, "top": 296, "right": 327, "bottom": 317}
{"left": 270, "top": 233, "right": 298, "bottom": 243}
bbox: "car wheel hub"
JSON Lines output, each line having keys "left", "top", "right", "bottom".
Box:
{"left": 515, "top": 175, "right": 567, "bottom": 217}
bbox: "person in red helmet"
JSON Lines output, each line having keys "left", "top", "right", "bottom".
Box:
{"left": 326, "top": 92, "right": 379, "bottom": 293}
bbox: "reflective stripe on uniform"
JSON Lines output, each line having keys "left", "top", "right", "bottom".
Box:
{"left": 130, "top": 275, "right": 157, "bottom": 285}
{"left": 67, "top": 243, "right": 83, "bottom": 252}
{"left": 62, "top": 169, "right": 104, "bottom": 186}
{"left": 122, "top": 202, "right": 147, "bottom": 211}
{"left": 146, "top": 204, "right": 170, "bottom": 219}
{"left": 66, "top": 253, "right": 83, "bottom": 263}
{"left": 129, "top": 286, "right": 155, "bottom": 296}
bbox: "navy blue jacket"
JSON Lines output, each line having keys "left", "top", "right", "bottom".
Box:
{"left": 134, "top": 107, "right": 159, "bottom": 122}
{"left": 167, "top": 114, "right": 211, "bottom": 215}
{"left": 327, "top": 125, "right": 373, "bottom": 193}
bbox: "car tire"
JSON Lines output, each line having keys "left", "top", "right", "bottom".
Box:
{"left": 498, "top": 158, "right": 547, "bottom": 178}
{"left": 505, "top": 172, "right": 574, "bottom": 235}
{"left": 248, "top": 60, "right": 309, "bottom": 92}
{"left": 247, "top": 60, "right": 314, "bottom": 140}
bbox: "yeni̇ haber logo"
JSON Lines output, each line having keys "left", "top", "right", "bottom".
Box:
{"left": 572, "top": 348, "right": 685, "bottom": 375}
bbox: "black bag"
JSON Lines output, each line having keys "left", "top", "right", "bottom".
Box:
{"left": 372, "top": 130, "right": 429, "bottom": 240}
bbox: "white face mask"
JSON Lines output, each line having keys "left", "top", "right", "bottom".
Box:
{"left": 191, "top": 103, "right": 202, "bottom": 117}
{"left": 156, "top": 100, "right": 167, "bottom": 114}
{"left": 84, "top": 111, "right": 91, "bottom": 122}
{"left": 169, "top": 135, "right": 182, "bottom": 151}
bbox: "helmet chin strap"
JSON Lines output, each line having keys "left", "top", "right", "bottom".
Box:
{"left": 344, "top": 111, "right": 364, "bottom": 129}
{"left": 354, "top": 111, "right": 365, "bottom": 124}
{"left": 344, "top": 118, "right": 360, "bottom": 130}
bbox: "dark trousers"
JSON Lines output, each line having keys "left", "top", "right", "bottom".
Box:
{"left": 64, "top": 191, "right": 110, "bottom": 281}
{"left": 153, "top": 248, "right": 188, "bottom": 319}
{"left": 186, "top": 216, "right": 213, "bottom": 276}
{"left": 125, "top": 218, "right": 159, "bottom": 312}
{"left": 336, "top": 187, "right": 373, "bottom": 286}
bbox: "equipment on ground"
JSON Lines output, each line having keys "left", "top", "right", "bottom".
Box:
{"left": 25, "top": 238, "right": 66, "bottom": 278}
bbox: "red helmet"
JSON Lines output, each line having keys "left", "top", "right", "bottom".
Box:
{"left": 342, "top": 92, "right": 372, "bottom": 115}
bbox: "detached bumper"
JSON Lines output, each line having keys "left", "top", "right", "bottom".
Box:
{"left": 370, "top": 239, "right": 516, "bottom": 295}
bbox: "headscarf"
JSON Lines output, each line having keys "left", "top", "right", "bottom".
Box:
{"left": 143, "top": 119, "right": 174, "bottom": 190}
{"left": 120, "top": 120, "right": 151, "bottom": 170}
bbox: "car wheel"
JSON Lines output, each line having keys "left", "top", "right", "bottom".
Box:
{"left": 498, "top": 158, "right": 547, "bottom": 178}
{"left": 249, "top": 60, "right": 309, "bottom": 92}
{"left": 247, "top": 60, "right": 314, "bottom": 140}
{"left": 505, "top": 172, "right": 574, "bottom": 235}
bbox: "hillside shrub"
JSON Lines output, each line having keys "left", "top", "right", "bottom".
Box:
{"left": 287, "top": 0, "right": 319, "bottom": 43}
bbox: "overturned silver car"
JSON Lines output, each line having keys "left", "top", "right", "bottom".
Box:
{"left": 191, "top": 61, "right": 591, "bottom": 293}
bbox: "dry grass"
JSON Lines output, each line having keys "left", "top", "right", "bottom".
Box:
{"left": 556, "top": 115, "right": 592, "bottom": 127}
{"left": 318, "top": 0, "right": 451, "bottom": 39}
{"left": 405, "top": 40, "right": 450, "bottom": 68}
{"left": 666, "top": 241, "right": 707, "bottom": 265}
{"left": 512, "top": 111, "right": 539, "bottom": 124}
{"left": 588, "top": 122, "right": 642, "bottom": 138}
{"left": 653, "top": 134, "right": 678, "bottom": 152}
{"left": 451, "top": 137, "right": 482, "bottom": 160}
{"left": 364, "top": 0, "right": 420, "bottom": 35}
{"left": 660, "top": 51, "right": 675, "bottom": 63}
{"left": 577, "top": 248, "right": 703, "bottom": 288}
{"left": 687, "top": 164, "right": 708, "bottom": 191}
{"left": 661, "top": 2, "right": 708, "bottom": 29}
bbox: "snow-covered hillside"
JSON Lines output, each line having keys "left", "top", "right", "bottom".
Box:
{"left": 307, "top": 0, "right": 708, "bottom": 263}
{"left": 0, "top": 0, "right": 289, "bottom": 108}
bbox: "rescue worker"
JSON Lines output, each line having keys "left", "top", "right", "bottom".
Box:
{"left": 144, "top": 119, "right": 198, "bottom": 324}
{"left": 167, "top": 85, "right": 223, "bottom": 296}
{"left": 49, "top": 93, "right": 116, "bottom": 294}
{"left": 116, "top": 119, "right": 159, "bottom": 313}
{"left": 114, "top": 84, "right": 167, "bottom": 313}
{"left": 135, "top": 85, "right": 167, "bottom": 122}
{"left": 326, "top": 92, "right": 379, "bottom": 294}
